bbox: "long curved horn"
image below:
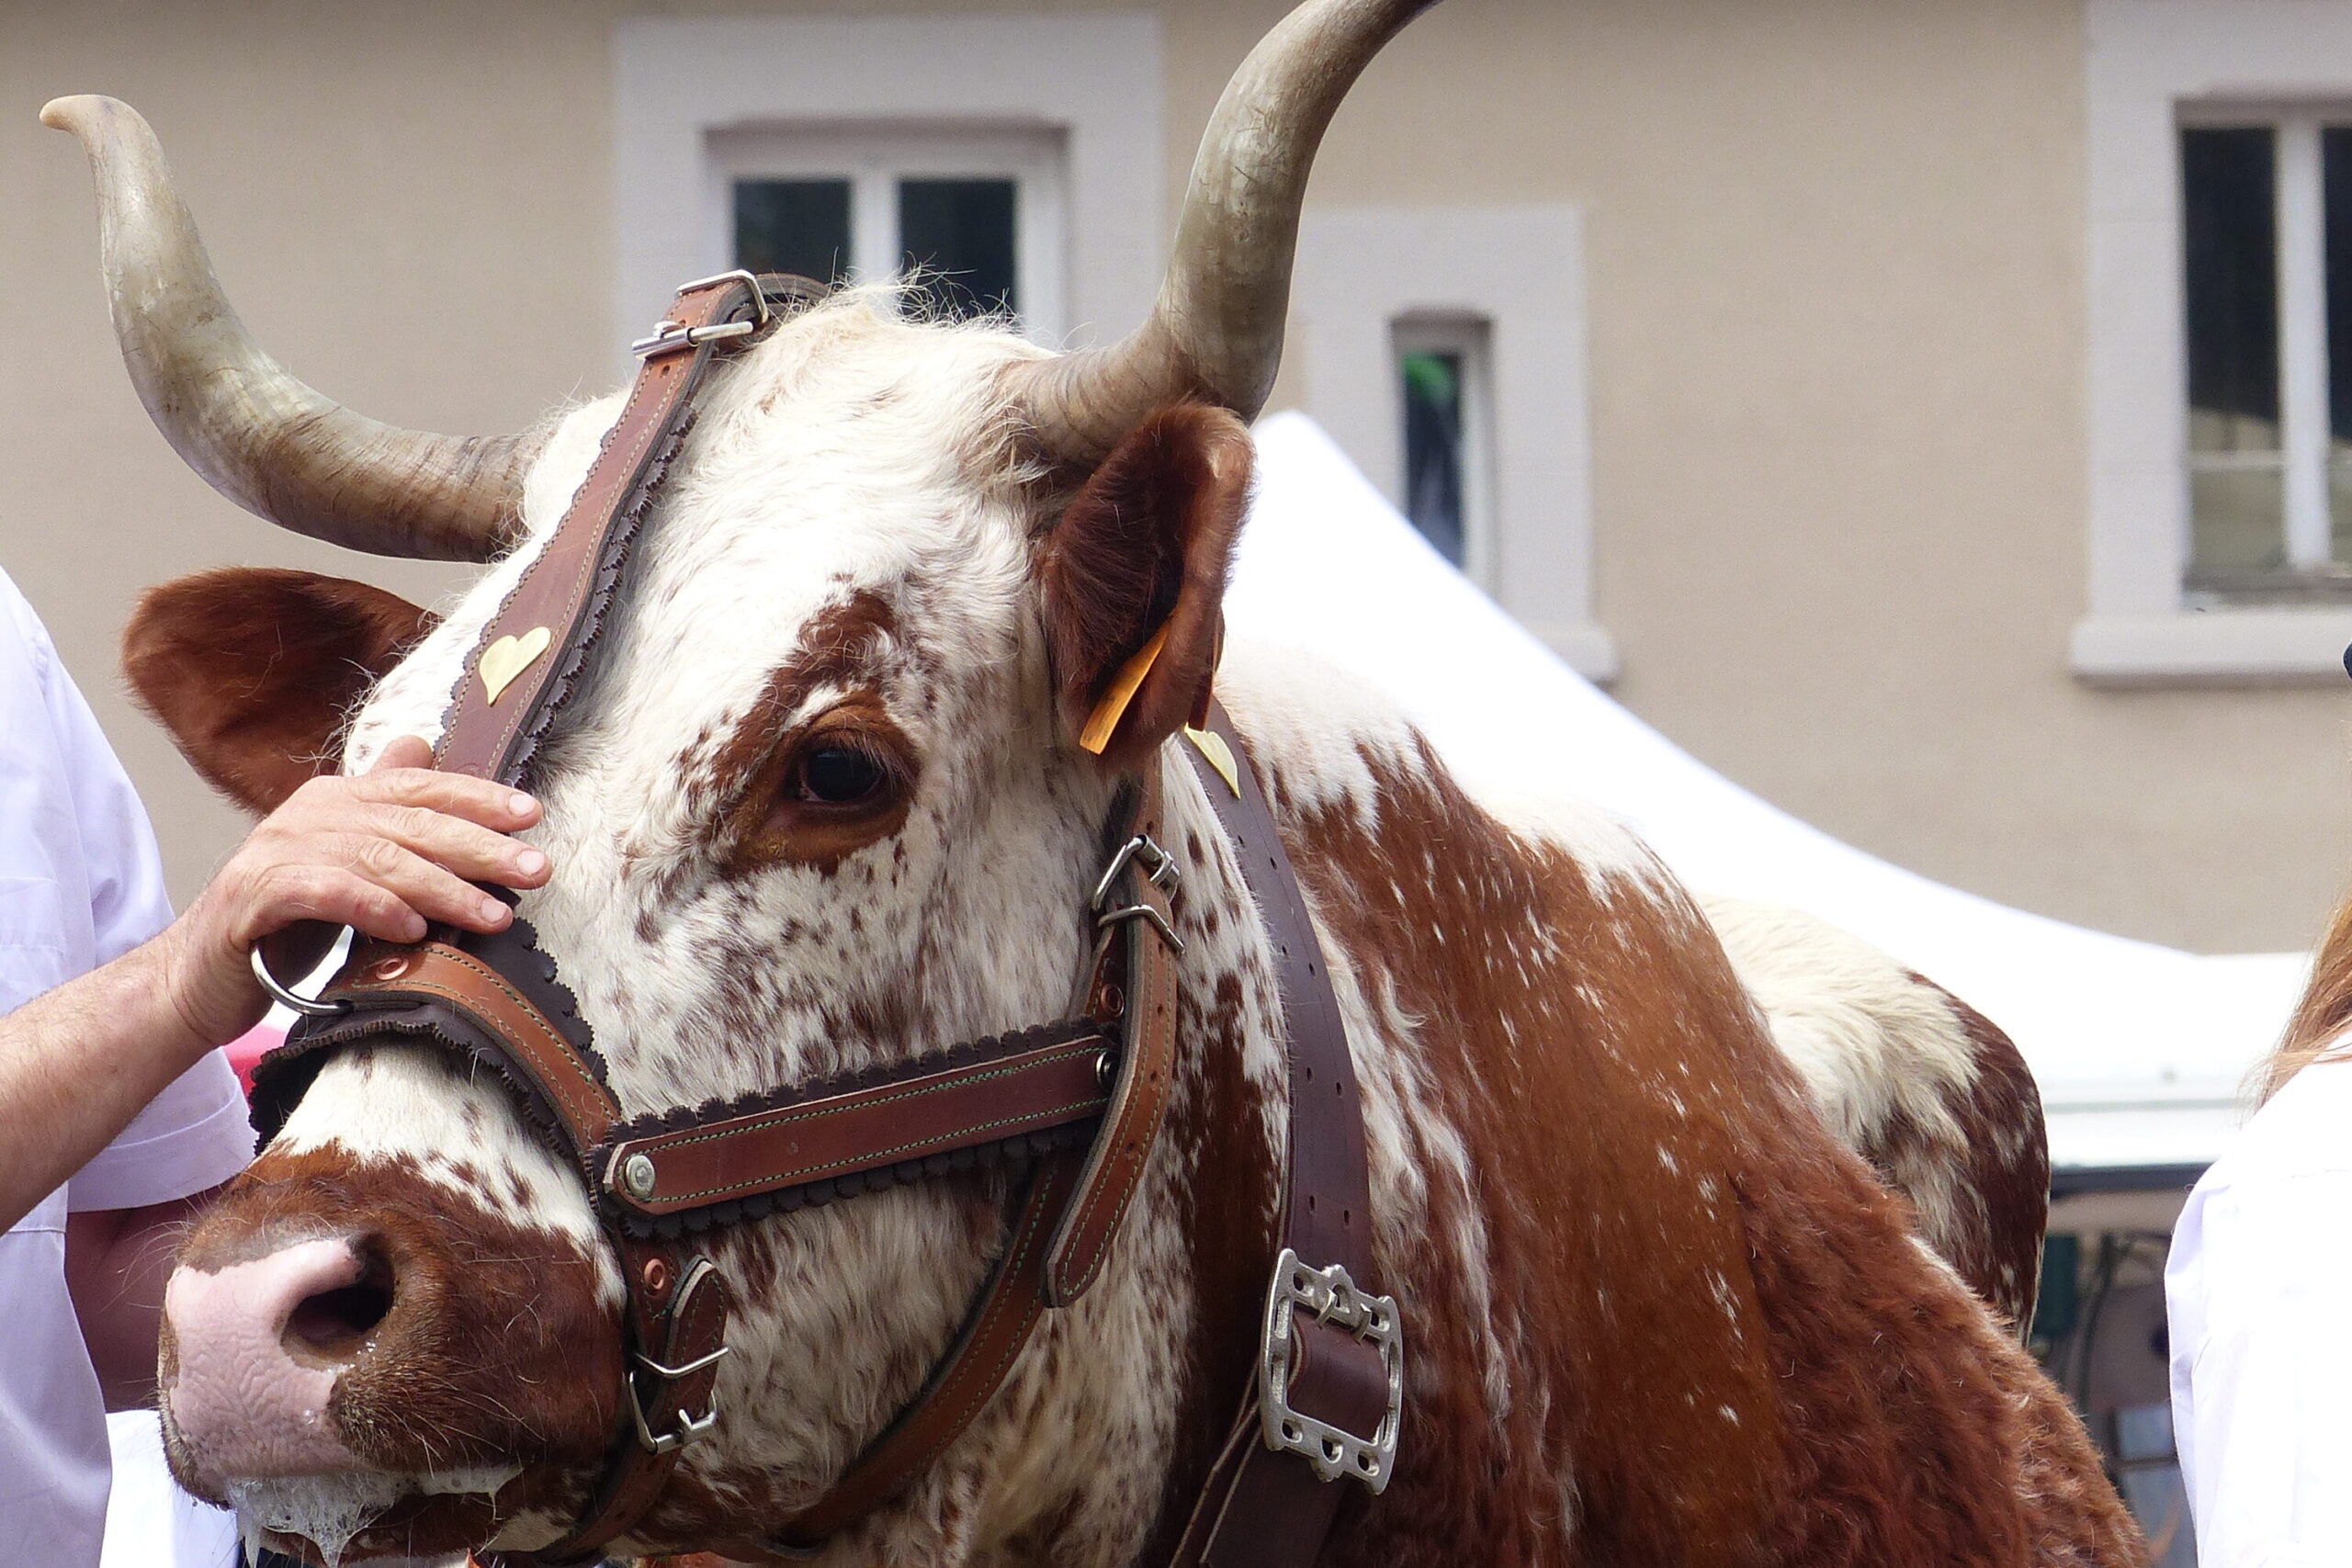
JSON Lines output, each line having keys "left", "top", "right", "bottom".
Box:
{"left": 41, "top": 96, "right": 535, "bottom": 561}
{"left": 1010, "top": 0, "right": 1438, "bottom": 465}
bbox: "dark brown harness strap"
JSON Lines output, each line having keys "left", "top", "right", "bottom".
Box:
{"left": 1170, "top": 705, "right": 1400, "bottom": 1568}
{"left": 332, "top": 940, "right": 621, "bottom": 1145}
{"left": 437, "top": 273, "right": 775, "bottom": 781}
{"left": 600, "top": 1033, "right": 1114, "bottom": 1219}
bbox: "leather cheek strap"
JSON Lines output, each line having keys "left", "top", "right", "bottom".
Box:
{"left": 1044, "top": 762, "right": 1181, "bottom": 1305}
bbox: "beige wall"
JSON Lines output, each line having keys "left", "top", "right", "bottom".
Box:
{"left": 2, "top": 0, "right": 2344, "bottom": 954}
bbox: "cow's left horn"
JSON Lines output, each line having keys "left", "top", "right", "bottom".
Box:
{"left": 1008, "top": 0, "right": 1439, "bottom": 466}
{"left": 42, "top": 96, "right": 535, "bottom": 561}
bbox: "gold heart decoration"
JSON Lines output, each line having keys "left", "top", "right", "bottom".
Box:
{"left": 478, "top": 626, "right": 552, "bottom": 706}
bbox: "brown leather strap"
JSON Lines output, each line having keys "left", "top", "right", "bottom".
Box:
{"left": 438, "top": 273, "right": 764, "bottom": 782}
{"left": 767, "top": 1152, "right": 1080, "bottom": 1554}
{"left": 1172, "top": 706, "right": 1394, "bottom": 1568}
{"left": 526, "top": 1257, "right": 737, "bottom": 1564}
{"left": 602, "top": 1032, "right": 1114, "bottom": 1218}
{"left": 327, "top": 940, "right": 621, "bottom": 1147}
{"left": 1046, "top": 763, "right": 1182, "bottom": 1304}
{"left": 1189, "top": 709, "right": 1372, "bottom": 1280}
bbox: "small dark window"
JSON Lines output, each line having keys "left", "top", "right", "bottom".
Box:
{"left": 898, "top": 179, "right": 1018, "bottom": 321}
{"left": 2182, "top": 127, "right": 2284, "bottom": 575}
{"left": 2324, "top": 127, "right": 2352, "bottom": 559}
{"left": 1401, "top": 349, "right": 1468, "bottom": 566}
{"left": 734, "top": 179, "right": 853, "bottom": 286}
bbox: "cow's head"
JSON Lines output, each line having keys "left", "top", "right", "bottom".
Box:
{"left": 50, "top": 2, "right": 1431, "bottom": 1561}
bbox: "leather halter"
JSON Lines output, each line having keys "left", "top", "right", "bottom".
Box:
{"left": 249, "top": 272, "right": 1403, "bottom": 1565}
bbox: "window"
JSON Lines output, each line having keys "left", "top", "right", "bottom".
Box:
{"left": 715, "top": 128, "right": 1064, "bottom": 336}
{"left": 2077, "top": 2, "right": 2352, "bottom": 684}
{"left": 1293, "top": 206, "right": 1614, "bottom": 681}
{"left": 1394, "top": 316, "right": 1494, "bottom": 576}
{"left": 2180, "top": 113, "right": 2352, "bottom": 601}
{"left": 615, "top": 14, "right": 1163, "bottom": 380}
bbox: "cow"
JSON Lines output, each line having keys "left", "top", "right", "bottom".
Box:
{"left": 44, "top": 1, "right": 2139, "bottom": 1562}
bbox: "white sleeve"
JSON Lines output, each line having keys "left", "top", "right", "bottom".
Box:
{"left": 23, "top": 591, "right": 172, "bottom": 964}
{"left": 2172, "top": 1170, "right": 2352, "bottom": 1567}
{"left": 0, "top": 574, "right": 255, "bottom": 1212}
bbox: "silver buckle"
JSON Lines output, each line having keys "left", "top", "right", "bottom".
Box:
{"left": 631, "top": 268, "right": 772, "bottom": 357}
{"left": 1256, "top": 1247, "right": 1403, "bottom": 1494}
{"left": 626, "top": 1343, "right": 730, "bottom": 1455}
{"left": 1091, "top": 834, "right": 1182, "bottom": 953}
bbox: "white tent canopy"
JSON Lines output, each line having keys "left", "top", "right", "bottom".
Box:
{"left": 1229, "top": 413, "right": 2312, "bottom": 1176}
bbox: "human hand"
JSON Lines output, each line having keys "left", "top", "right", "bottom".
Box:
{"left": 153, "top": 737, "right": 549, "bottom": 1052}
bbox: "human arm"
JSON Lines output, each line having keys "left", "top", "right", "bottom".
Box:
{"left": 0, "top": 736, "right": 548, "bottom": 1232}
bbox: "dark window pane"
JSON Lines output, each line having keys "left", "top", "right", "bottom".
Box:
{"left": 898, "top": 179, "right": 1017, "bottom": 321}
{"left": 1401, "top": 350, "right": 1466, "bottom": 566}
{"left": 2324, "top": 127, "right": 2352, "bottom": 562}
{"left": 2328, "top": 128, "right": 2352, "bottom": 443}
{"left": 735, "top": 179, "right": 852, "bottom": 285}
{"left": 2181, "top": 127, "right": 2280, "bottom": 454}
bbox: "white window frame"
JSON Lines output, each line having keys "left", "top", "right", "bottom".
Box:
{"left": 711, "top": 126, "right": 1069, "bottom": 341}
{"left": 614, "top": 14, "right": 1161, "bottom": 377}
{"left": 1391, "top": 314, "right": 1498, "bottom": 584}
{"left": 2078, "top": 1, "right": 2352, "bottom": 684}
{"left": 1294, "top": 206, "right": 1615, "bottom": 681}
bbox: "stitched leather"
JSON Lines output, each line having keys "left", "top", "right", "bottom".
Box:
{"left": 328, "top": 941, "right": 621, "bottom": 1148}
{"left": 602, "top": 1033, "right": 1114, "bottom": 1216}
{"left": 436, "top": 276, "right": 757, "bottom": 782}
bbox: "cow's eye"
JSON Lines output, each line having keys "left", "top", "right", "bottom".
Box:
{"left": 797, "top": 746, "right": 887, "bottom": 805}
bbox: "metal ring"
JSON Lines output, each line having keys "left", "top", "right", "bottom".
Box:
{"left": 249, "top": 942, "right": 352, "bottom": 1018}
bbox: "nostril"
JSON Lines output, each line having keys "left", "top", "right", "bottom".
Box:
{"left": 283, "top": 1244, "right": 394, "bottom": 1362}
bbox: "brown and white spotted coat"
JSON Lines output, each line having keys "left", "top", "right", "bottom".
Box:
{"left": 135, "top": 293, "right": 2140, "bottom": 1566}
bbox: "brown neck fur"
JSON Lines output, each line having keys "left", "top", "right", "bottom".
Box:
{"left": 1145, "top": 721, "right": 2141, "bottom": 1567}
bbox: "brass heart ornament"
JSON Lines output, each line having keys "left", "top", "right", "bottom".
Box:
{"left": 478, "top": 626, "right": 552, "bottom": 706}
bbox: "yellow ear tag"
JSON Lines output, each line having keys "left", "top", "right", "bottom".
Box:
{"left": 1182, "top": 725, "right": 1240, "bottom": 796}
{"left": 1078, "top": 623, "right": 1170, "bottom": 755}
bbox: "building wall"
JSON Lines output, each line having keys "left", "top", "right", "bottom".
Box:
{"left": 0, "top": 0, "right": 2344, "bottom": 954}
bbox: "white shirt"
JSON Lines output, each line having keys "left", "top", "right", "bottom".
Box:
{"left": 0, "top": 569, "right": 254, "bottom": 1568}
{"left": 2167, "top": 1054, "right": 2352, "bottom": 1567}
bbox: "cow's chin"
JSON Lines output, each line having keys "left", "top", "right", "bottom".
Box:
{"left": 162, "top": 1442, "right": 592, "bottom": 1568}
{"left": 205, "top": 1467, "right": 601, "bottom": 1567}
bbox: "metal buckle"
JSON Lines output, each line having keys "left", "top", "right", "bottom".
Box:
{"left": 631, "top": 268, "right": 772, "bottom": 357}
{"left": 626, "top": 1342, "right": 731, "bottom": 1455}
{"left": 1091, "top": 833, "right": 1183, "bottom": 953}
{"left": 1256, "top": 1247, "right": 1404, "bottom": 1494}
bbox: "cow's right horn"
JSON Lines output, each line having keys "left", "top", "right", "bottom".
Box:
{"left": 42, "top": 96, "right": 535, "bottom": 562}
{"left": 1010, "top": 0, "right": 1439, "bottom": 467}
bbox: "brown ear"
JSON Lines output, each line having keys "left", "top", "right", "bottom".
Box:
{"left": 1036, "top": 404, "right": 1252, "bottom": 769}
{"left": 124, "top": 568, "right": 439, "bottom": 815}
